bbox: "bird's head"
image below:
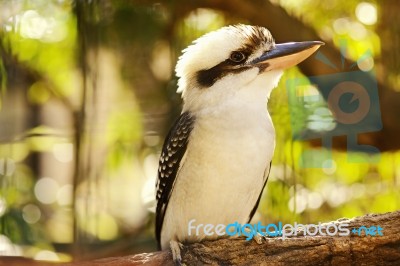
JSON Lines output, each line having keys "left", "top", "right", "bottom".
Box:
{"left": 175, "top": 24, "right": 323, "bottom": 112}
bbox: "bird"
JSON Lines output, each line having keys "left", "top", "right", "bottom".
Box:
{"left": 155, "top": 24, "right": 323, "bottom": 263}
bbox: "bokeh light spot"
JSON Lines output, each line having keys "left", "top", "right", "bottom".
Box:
{"left": 307, "top": 192, "right": 324, "bottom": 209}
{"left": 358, "top": 56, "right": 374, "bottom": 71}
{"left": 53, "top": 143, "right": 73, "bottom": 163}
{"left": 355, "top": 2, "right": 377, "bottom": 25}
{"left": 333, "top": 18, "right": 350, "bottom": 34}
{"left": 57, "top": 185, "right": 73, "bottom": 206}
{"left": 22, "top": 204, "right": 41, "bottom": 224}
{"left": 20, "top": 10, "right": 48, "bottom": 39}
{"left": 34, "top": 177, "right": 60, "bottom": 204}
{"left": 322, "top": 159, "right": 337, "bottom": 175}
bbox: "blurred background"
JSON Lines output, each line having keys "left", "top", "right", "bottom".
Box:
{"left": 0, "top": 0, "right": 399, "bottom": 263}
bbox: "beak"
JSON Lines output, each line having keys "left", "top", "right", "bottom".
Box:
{"left": 252, "top": 41, "right": 324, "bottom": 71}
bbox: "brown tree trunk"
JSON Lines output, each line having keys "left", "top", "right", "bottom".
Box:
{"left": 378, "top": 0, "right": 400, "bottom": 87}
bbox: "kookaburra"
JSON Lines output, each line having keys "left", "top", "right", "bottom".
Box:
{"left": 155, "top": 24, "right": 323, "bottom": 263}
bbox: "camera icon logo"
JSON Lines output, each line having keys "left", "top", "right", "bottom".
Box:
{"left": 286, "top": 47, "right": 382, "bottom": 168}
{"left": 328, "top": 81, "right": 370, "bottom": 125}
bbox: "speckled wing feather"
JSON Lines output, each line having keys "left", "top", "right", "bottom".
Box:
{"left": 155, "top": 112, "right": 195, "bottom": 249}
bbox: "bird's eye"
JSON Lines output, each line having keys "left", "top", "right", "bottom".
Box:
{"left": 229, "top": 51, "right": 246, "bottom": 63}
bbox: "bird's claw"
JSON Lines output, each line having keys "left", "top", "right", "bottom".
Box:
{"left": 170, "top": 240, "right": 184, "bottom": 266}
{"left": 243, "top": 227, "right": 268, "bottom": 244}
{"left": 253, "top": 232, "right": 264, "bottom": 244}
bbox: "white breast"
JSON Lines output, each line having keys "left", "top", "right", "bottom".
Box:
{"left": 160, "top": 86, "right": 276, "bottom": 249}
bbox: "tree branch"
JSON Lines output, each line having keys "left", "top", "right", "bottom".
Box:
{"left": 3, "top": 211, "right": 394, "bottom": 266}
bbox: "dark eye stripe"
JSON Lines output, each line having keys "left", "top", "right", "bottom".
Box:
{"left": 197, "top": 64, "right": 225, "bottom": 87}
{"left": 195, "top": 47, "right": 254, "bottom": 88}
{"left": 197, "top": 59, "right": 251, "bottom": 87}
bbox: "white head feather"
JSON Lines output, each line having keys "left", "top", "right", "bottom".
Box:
{"left": 174, "top": 25, "right": 282, "bottom": 113}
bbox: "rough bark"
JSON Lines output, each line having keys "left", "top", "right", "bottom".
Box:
{"left": 2, "top": 211, "right": 399, "bottom": 266}
{"left": 72, "top": 210, "right": 400, "bottom": 265}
